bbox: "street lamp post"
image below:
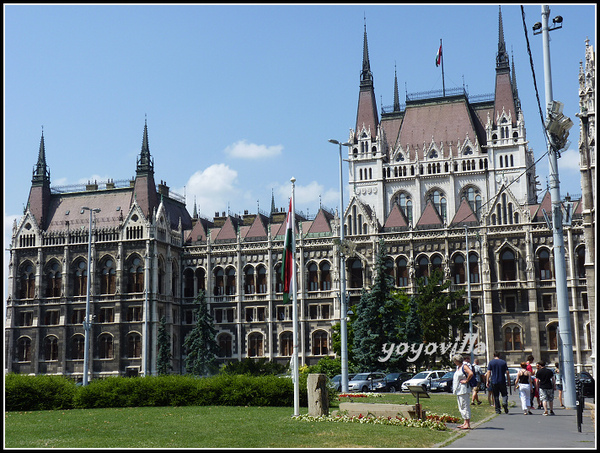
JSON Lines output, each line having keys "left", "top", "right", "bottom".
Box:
{"left": 533, "top": 5, "right": 576, "bottom": 409}
{"left": 465, "top": 226, "right": 473, "bottom": 364}
{"left": 81, "top": 206, "right": 101, "bottom": 386}
{"left": 329, "top": 138, "right": 351, "bottom": 393}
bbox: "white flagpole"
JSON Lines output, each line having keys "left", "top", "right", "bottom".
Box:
{"left": 290, "top": 177, "right": 300, "bottom": 416}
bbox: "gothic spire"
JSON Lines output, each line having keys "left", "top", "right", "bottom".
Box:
{"left": 360, "top": 19, "right": 373, "bottom": 87}
{"left": 136, "top": 117, "right": 154, "bottom": 176}
{"left": 32, "top": 128, "right": 50, "bottom": 186}
{"left": 496, "top": 6, "right": 510, "bottom": 70}
{"left": 511, "top": 48, "right": 521, "bottom": 110}
{"left": 393, "top": 63, "right": 401, "bottom": 112}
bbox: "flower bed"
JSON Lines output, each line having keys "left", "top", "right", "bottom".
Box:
{"left": 337, "top": 393, "right": 382, "bottom": 398}
{"left": 292, "top": 412, "right": 458, "bottom": 431}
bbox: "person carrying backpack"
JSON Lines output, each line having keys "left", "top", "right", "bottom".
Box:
{"left": 470, "top": 358, "right": 483, "bottom": 405}
{"left": 453, "top": 353, "right": 474, "bottom": 429}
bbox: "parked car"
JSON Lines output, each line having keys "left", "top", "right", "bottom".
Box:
{"left": 348, "top": 372, "right": 387, "bottom": 392}
{"left": 575, "top": 371, "right": 595, "bottom": 399}
{"left": 373, "top": 372, "right": 414, "bottom": 393}
{"left": 401, "top": 370, "right": 446, "bottom": 392}
{"left": 328, "top": 374, "right": 356, "bottom": 392}
{"left": 508, "top": 367, "right": 520, "bottom": 385}
{"left": 430, "top": 370, "right": 455, "bottom": 393}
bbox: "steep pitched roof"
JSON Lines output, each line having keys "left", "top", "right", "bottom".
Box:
{"left": 307, "top": 208, "right": 333, "bottom": 234}
{"left": 450, "top": 198, "right": 479, "bottom": 226}
{"left": 415, "top": 200, "right": 444, "bottom": 229}
{"left": 213, "top": 216, "right": 240, "bottom": 242}
{"left": 244, "top": 213, "right": 269, "bottom": 239}
{"left": 532, "top": 190, "right": 552, "bottom": 222}
{"left": 383, "top": 203, "right": 409, "bottom": 230}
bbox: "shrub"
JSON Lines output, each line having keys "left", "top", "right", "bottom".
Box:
{"left": 5, "top": 374, "right": 77, "bottom": 411}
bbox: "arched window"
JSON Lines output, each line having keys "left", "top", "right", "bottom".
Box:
{"left": 312, "top": 330, "right": 328, "bottom": 356}
{"left": 453, "top": 254, "right": 465, "bottom": 284}
{"left": 218, "top": 333, "right": 232, "bottom": 357}
{"left": 244, "top": 266, "right": 255, "bottom": 295}
{"left": 464, "top": 187, "right": 482, "bottom": 218}
{"left": 396, "top": 257, "right": 408, "bottom": 287}
{"left": 45, "top": 261, "right": 62, "bottom": 298}
{"left": 157, "top": 258, "right": 166, "bottom": 295}
{"left": 431, "top": 255, "right": 443, "bottom": 273}
{"left": 71, "top": 335, "right": 85, "bottom": 360}
{"left": 308, "top": 263, "right": 318, "bottom": 292}
{"left": 214, "top": 267, "right": 224, "bottom": 296}
{"left": 320, "top": 262, "right": 331, "bottom": 290}
{"left": 44, "top": 336, "right": 59, "bottom": 361}
{"left": 501, "top": 249, "right": 517, "bottom": 281}
{"left": 349, "top": 259, "right": 363, "bottom": 288}
{"left": 280, "top": 331, "right": 293, "bottom": 356}
{"left": 469, "top": 254, "right": 480, "bottom": 283}
{"left": 17, "top": 337, "right": 31, "bottom": 362}
{"left": 184, "top": 268, "right": 195, "bottom": 298}
{"left": 99, "top": 334, "right": 114, "bottom": 359}
{"left": 127, "top": 256, "right": 144, "bottom": 293}
{"left": 100, "top": 258, "right": 116, "bottom": 295}
{"left": 428, "top": 189, "right": 447, "bottom": 221}
{"left": 274, "top": 263, "right": 283, "bottom": 293}
{"left": 548, "top": 323, "right": 558, "bottom": 350}
{"left": 577, "top": 246, "right": 586, "bottom": 279}
{"left": 504, "top": 325, "right": 522, "bottom": 351}
{"left": 538, "top": 249, "right": 552, "bottom": 280}
{"left": 127, "top": 333, "right": 141, "bottom": 358}
{"left": 256, "top": 266, "right": 267, "bottom": 294}
{"left": 73, "top": 260, "right": 87, "bottom": 296}
{"left": 248, "top": 332, "right": 264, "bottom": 357}
{"left": 226, "top": 267, "right": 236, "bottom": 295}
{"left": 196, "top": 268, "right": 206, "bottom": 293}
{"left": 171, "top": 261, "right": 179, "bottom": 297}
{"left": 19, "top": 263, "right": 36, "bottom": 299}
{"left": 416, "top": 256, "right": 429, "bottom": 282}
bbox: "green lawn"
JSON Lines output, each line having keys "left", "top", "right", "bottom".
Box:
{"left": 4, "top": 393, "right": 497, "bottom": 448}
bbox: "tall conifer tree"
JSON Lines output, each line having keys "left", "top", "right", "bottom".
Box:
{"left": 183, "top": 291, "right": 220, "bottom": 376}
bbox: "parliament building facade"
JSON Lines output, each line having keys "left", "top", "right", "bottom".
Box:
{"left": 5, "top": 11, "right": 595, "bottom": 379}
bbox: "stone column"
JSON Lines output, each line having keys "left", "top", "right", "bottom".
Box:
{"left": 307, "top": 373, "right": 329, "bottom": 416}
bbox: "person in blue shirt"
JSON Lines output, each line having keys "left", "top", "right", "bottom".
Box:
{"left": 484, "top": 352, "right": 511, "bottom": 414}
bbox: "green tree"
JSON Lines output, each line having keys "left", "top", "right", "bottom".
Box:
{"left": 157, "top": 316, "right": 172, "bottom": 375}
{"left": 413, "top": 268, "right": 467, "bottom": 368}
{"left": 183, "top": 291, "right": 220, "bottom": 376}
{"left": 351, "top": 240, "right": 404, "bottom": 371}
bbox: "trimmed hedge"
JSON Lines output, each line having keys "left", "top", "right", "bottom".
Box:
{"left": 5, "top": 374, "right": 308, "bottom": 411}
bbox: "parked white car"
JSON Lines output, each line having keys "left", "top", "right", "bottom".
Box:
{"left": 401, "top": 370, "right": 447, "bottom": 392}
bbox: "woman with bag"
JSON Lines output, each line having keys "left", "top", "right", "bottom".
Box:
{"left": 515, "top": 361, "right": 533, "bottom": 415}
{"left": 453, "top": 354, "right": 474, "bottom": 429}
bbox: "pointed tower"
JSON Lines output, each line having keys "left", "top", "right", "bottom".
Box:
{"left": 393, "top": 64, "right": 401, "bottom": 113}
{"left": 132, "top": 119, "right": 159, "bottom": 220}
{"left": 493, "top": 6, "right": 517, "bottom": 124}
{"left": 26, "top": 130, "right": 52, "bottom": 229}
{"left": 355, "top": 20, "right": 379, "bottom": 141}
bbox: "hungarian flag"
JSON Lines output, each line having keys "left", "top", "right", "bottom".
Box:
{"left": 282, "top": 198, "right": 294, "bottom": 303}
{"left": 436, "top": 43, "right": 442, "bottom": 67}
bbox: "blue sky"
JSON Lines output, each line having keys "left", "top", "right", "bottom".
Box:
{"left": 3, "top": 4, "right": 596, "bottom": 298}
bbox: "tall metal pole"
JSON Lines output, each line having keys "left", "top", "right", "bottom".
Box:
{"left": 329, "top": 139, "right": 349, "bottom": 393}
{"left": 465, "top": 226, "right": 473, "bottom": 364}
{"left": 539, "top": 4, "right": 576, "bottom": 409}
{"left": 290, "top": 177, "right": 300, "bottom": 416}
{"left": 82, "top": 206, "right": 100, "bottom": 386}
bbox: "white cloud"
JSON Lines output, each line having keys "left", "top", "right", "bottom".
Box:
{"left": 224, "top": 140, "right": 283, "bottom": 159}
{"left": 558, "top": 148, "right": 581, "bottom": 171}
{"left": 180, "top": 164, "right": 240, "bottom": 218}
{"left": 274, "top": 180, "right": 340, "bottom": 214}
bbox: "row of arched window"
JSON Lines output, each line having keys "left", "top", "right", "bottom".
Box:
{"left": 17, "top": 254, "right": 175, "bottom": 299}
{"left": 217, "top": 330, "right": 329, "bottom": 358}
{"left": 15, "top": 332, "right": 141, "bottom": 362}
{"left": 384, "top": 158, "right": 489, "bottom": 179}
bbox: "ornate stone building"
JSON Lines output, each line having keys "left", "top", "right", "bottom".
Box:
{"left": 5, "top": 11, "right": 594, "bottom": 379}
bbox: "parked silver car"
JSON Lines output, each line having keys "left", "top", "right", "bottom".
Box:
{"left": 401, "top": 370, "right": 447, "bottom": 392}
{"left": 348, "top": 372, "right": 387, "bottom": 392}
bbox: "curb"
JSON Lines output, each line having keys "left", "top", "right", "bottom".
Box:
{"left": 433, "top": 411, "right": 499, "bottom": 448}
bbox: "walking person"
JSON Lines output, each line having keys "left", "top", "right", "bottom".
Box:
{"left": 536, "top": 361, "right": 556, "bottom": 415}
{"left": 485, "top": 351, "right": 510, "bottom": 414}
{"left": 515, "top": 362, "right": 533, "bottom": 415}
{"left": 452, "top": 353, "right": 473, "bottom": 429}
{"left": 470, "top": 359, "right": 483, "bottom": 405}
{"left": 554, "top": 362, "right": 565, "bottom": 408}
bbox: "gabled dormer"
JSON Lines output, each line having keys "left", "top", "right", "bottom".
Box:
{"left": 344, "top": 196, "right": 378, "bottom": 236}
{"left": 487, "top": 184, "right": 526, "bottom": 226}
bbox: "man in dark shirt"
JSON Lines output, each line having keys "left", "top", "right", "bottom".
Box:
{"left": 535, "top": 361, "right": 556, "bottom": 415}
{"left": 485, "top": 352, "right": 511, "bottom": 414}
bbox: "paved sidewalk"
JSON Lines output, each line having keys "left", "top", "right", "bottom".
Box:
{"left": 440, "top": 389, "right": 596, "bottom": 449}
